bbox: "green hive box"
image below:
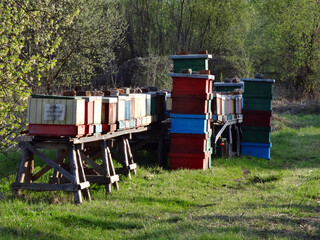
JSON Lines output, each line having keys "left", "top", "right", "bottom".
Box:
{"left": 170, "top": 54, "right": 212, "bottom": 73}
{"left": 214, "top": 82, "right": 244, "bottom": 92}
{"left": 243, "top": 97, "right": 273, "bottom": 111}
{"left": 241, "top": 78, "right": 275, "bottom": 98}
{"left": 241, "top": 126, "right": 271, "bottom": 144}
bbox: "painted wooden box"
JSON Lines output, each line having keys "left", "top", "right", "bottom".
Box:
{"left": 241, "top": 78, "right": 275, "bottom": 98}
{"left": 129, "top": 94, "right": 136, "bottom": 119}
{"left": 28, "top": 95, "right": 85, "bottom": 125}
{"left": 117, "top": 96, "right": 128, "bottom": 121}
{"left": 140, "top": 94, "right": 147, "bottom": 117}
{"left": 242, "top": 110, "right": 272, "bottom": 127}
{"left": 241, "top": 126, "right": 271, "bottom": 144}
{"left": 81, "top": 96, "right": 94, "bottom": 125}
{"left": 169, "top": 152, "right": 210, "bottom": 170}
{"left": 169, "top": 73, "right": 215, "bottom": 95}
{"left": 134, "top": 94, "right": 142, "bottom": 118}
{"left": 82, "top": 97, "right": 102, "bottom": 125}
{"left": 170, "top": 133, "right": 209, "bottom": 153}
{"left": 214, "top": 82, "right": 244, "bottom": 92}
{"left": 145, "top": 93, "right": 152, "bottom": 116}
{"left": 27, "top": 95, "right": 85, "bottom": 137}
{"left": 171, "top": 93, "right": 211, "bottom": 115}
{"left": 243, "top": 97, "right": 273, "bottom": 111}
{"left": 102, "top": 97, "right": 117, "bottom": 125}
{"left": 241, "top": 142, "right": 272, "bottom": 160}
{"left": 170, "top": 113, "right": 210, "bottom": 134}
{"left": 125, "top": 97, "right": 131, "bottom": 120}
{"left": 169, "top": 54, "right": 212, "bottom": 73}
{"left": 150, "top": 92, "right": 158, "bottom": 115}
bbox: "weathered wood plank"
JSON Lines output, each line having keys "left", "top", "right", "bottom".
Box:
{"left": 76, "top": 148, "right": 91, "bottom": 201}
{"left": 106, "top": 146, "right": 119, "bottom": 190}
{"left": 85, "top": 175, "right": 119, "bottom": 184}
{"left": 121, "top": 136, "right": 131, "bottom": 179}
{"left": 69, "top": 146, "right": 82, "bottom": 204}
{"left": 11, "top": 183, "right": 77, "bottom": 191}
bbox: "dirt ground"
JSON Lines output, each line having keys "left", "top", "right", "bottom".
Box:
{"left": 273, "top": 99, "right": 320, "bottom": 115}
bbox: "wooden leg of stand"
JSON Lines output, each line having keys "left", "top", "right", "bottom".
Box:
{"left": 101, "top": 141, "right": 112, "bottom": 193}
{"left": 12, "top": 145, "right": 28, "bottom": 196}
{"left": 70, "top": 146, "right": 83, "bottom": 204}
{"left": 76, "top": 147, "right": 91, "bottom": 201}
{"left": 106, "top": 146, "right": 119, "bottom": 190}
{"left": 125, "top": 138, "right": 136, "bottom": 176}
{"left": 121, "top": 136, "right": 131, "bottom": 179}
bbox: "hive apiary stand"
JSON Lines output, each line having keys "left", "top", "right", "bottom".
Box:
{"left": 240, "top": 78, "right": 275, "bottom": 159}
{"left": 12, "top": 127, "right": 149, "bottom": 204}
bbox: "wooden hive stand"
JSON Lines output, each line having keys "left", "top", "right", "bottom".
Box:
{"left": 11, "top": 140, "right": 91, "bottom": 204}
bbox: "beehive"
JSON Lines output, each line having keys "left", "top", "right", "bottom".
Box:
{"left": 28, "top": 95, "right": 85, "bottom": 125}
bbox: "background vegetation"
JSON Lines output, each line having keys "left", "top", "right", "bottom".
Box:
{"left": 1, "top": 0, "right": 320, "bottom": 148}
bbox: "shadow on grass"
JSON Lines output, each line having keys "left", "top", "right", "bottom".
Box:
{"left": 132, "top": 213, "right": 319, "bottom": 240}
{"left": 53, "top": 214, "right": 144, "bottom": 230}
{"left": 0, "top": 227, "right": 66, "bottom": 240}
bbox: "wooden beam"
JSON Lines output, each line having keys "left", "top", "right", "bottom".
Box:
{"left": 32, "top": 150, "right": 69, "bottom": 181}
{"left": 11, "top": 183, "right": 77, "bottom": 191}
{"left": 69, "top": 146, "right": 82, "bottom": 204}
{"left": 79, "top": 152, "right": 105, "bottom": 175}
{"left": 72, "top": 126, "right": 149, "bottom": 144}
{"left": 85, "top": 175, "right": 119, "bottom": 184}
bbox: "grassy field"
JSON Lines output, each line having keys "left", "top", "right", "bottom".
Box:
{"left": 0, "top": 112, "right": 319, "bottom": 239}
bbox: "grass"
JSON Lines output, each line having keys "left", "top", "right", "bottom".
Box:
{"left": 0, "top": 113, "right": 319, "bottom": 239}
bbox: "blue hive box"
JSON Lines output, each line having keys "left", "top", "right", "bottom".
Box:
{"left": 241, "top": 142, "right": 272, "bottom": 160}
{"left": 170, "top": 113, "right": 210, "bottom": 134}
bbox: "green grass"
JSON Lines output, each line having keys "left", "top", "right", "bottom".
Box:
{"left": 0, "top": 114, "right": 319, "bottom": 239}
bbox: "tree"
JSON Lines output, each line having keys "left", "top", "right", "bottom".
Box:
{"left": 249, "top": 0, "right": 320, "bottom": 97}
{"left": 122, "top": 0, "right": 252, "bottom": 80}
{"left": 0, "top": 0, "right": 77, "bottom": 149}
{"left": 44, "top": 0, "right": 127, "bottom": 92}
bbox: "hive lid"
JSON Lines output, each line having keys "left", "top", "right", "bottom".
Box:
{"left": 102, "top": 97, "right": 118, "bottom": 103}
{"left": 240, "top": 78, "right": 275, "bottom": 83}
{"left": 168, "top": 73, "right": 215, "bottom": 80}
{"left": 214, "top": 82, "right": 244, "bottom": 87}
{"left": 170, "top": 113, "right": 210, "bottom": 119}
{"left": 31, "top": 94, "right": 82, "bottom": 100}
{"left": 169, "top": 54, "right": 212, "bottom": 59}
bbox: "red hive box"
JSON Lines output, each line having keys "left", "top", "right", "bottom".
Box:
{"left": 242, "top": 110, "right": 272, "bottom": 127}
{"left": 171, "top": 93, "right": 211, "bottom": 114}
{"left": 170, "top": 133, "right": 209, "bottom": 153}
{"left": 28, "top": 124, "right": 86, "bottom": 137}
{"left": 169, "top": 152, "right": 209, "bottom": 170}
{"left": 169, "top": 73, "right": 214, "bottom": 95}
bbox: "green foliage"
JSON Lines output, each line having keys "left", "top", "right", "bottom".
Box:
{"left": 122, "top": 0, "right": 252, "bottom": 80}
{"left": 47, "top": 0, "right": 127, "bottom": 91}
{"left": 0, "top": 0, "right": 78, "bottom": 149}
{"left": 249, "top": 0, "right": 320, "bottom": 97}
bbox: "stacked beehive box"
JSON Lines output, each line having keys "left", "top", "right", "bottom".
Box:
{"left": 212, "top": 82, "right": 244, "bottom": 122}
{"left": 27, "top": 89, "right": 165, "bottom": 138}
{"left": 240, "top": 78, "right": 275, "bottom": 159}
{"left": 168, "top": 53, "right": 214, "bottom": 170}
{"left": 28, "top": 95, "right": 86, "bottom": 137}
